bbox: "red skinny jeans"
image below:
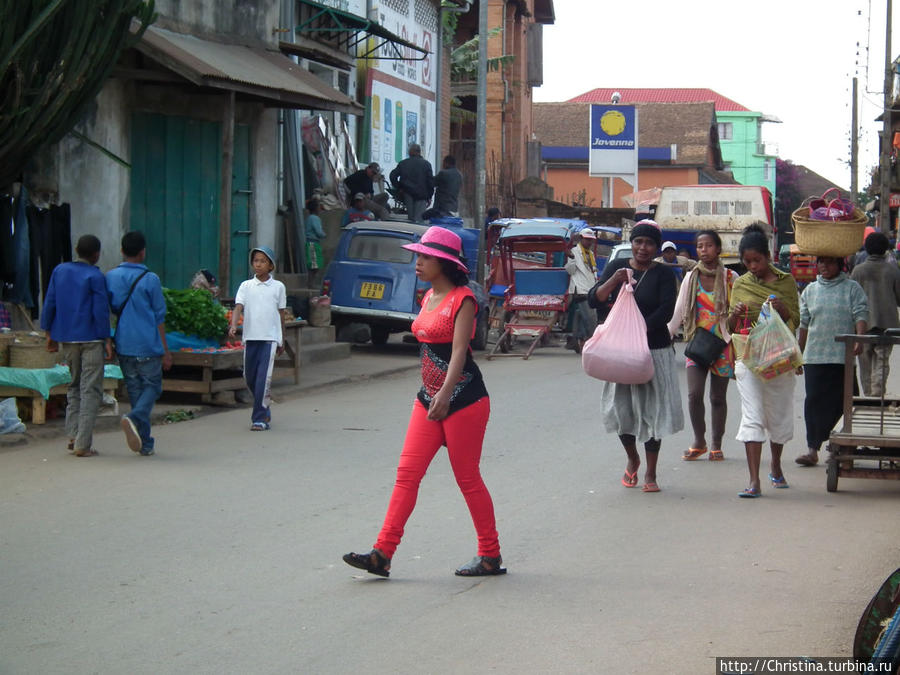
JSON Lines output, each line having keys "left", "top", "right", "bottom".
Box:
{"left": 374, "top": 396, "right": 499, "bottom": 559}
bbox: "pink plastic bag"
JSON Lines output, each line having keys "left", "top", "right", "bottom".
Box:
{"left": 581, "top": 269, "right": 654, "bottom": 384}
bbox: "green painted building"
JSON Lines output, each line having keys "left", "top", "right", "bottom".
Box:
{"left": 715, "top": 110, "right": 779, "bottom": 198}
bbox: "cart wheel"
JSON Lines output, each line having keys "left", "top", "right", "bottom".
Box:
{"left": 371, "top": 326, "right": 390, "bottom": 346}
{"left": 826, "top": 455, "right": 839, "bottom": 492}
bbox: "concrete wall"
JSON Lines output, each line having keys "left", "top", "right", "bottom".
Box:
{"left": 57, "top": 80, "right": 132, "bottom": 272}
{"left": 152, "top": 0, "right": 280, "bottom": 46}
{"left": 543, "top": 166, "right": 699, "bottom": 210}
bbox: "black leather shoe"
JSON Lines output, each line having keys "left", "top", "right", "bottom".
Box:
{"left": 343, "top": 549, "right": 391, "bottom": 577}
{"left": 455, "top": 555, "right": 507, "bottom": 576}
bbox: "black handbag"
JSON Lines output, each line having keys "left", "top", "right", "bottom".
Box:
{"left": 684, "top": 328, "right": 727, "bottom": 369}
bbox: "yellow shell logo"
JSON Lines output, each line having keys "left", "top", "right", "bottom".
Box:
{"left": 600, "top": 110, "right": 626, "bottom": 136}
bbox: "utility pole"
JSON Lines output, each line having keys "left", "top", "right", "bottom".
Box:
{"left": 475, "top": 0, "right": 488, "bottom": 282}
{"left": 879, "top": 0, "right": 893, "bottom": 231}
{"left": 852, "top": 76, "right": 859, "bottom": 198}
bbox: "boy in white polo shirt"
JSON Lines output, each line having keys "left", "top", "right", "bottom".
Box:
{"left": 229, "top": 246, "right": 287, "bottom": 430}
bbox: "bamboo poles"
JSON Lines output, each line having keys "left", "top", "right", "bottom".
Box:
{"left": 0, "top": 0, "right": 156, "bottom": 188}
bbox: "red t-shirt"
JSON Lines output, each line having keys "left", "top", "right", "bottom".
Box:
{"left": 411, "top": 286, "right": 487, "bottom": 414}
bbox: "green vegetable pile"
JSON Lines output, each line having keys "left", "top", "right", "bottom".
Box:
{"left": 163, "top": 288, "right": 228, "bottom": 339}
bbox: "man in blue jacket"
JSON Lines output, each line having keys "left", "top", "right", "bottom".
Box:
{"left": 41, "top": 234, "right": 112, "bottom": 457}
{"left": 107, "top": 231, "right": 172, "bottom": 456}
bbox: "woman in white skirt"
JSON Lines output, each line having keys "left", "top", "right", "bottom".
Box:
{"left": 589, "top": 220, "right": 684, "bottom": 492}
{"left": 727, "top": 224, "right": 800, "bottom": 498}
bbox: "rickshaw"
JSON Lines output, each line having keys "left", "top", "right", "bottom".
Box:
{"left": 825, "top": 332, "right": 900, "bottom": 492}
{"left": 485, "top": 219, "right": 580, "bottom": 359}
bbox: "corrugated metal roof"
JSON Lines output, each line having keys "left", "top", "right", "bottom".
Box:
{"left": 568, "top": 88, "right": 750, "bottom": 112}
{"left": 137, "top": 25, "right": 363, "bottom": 115}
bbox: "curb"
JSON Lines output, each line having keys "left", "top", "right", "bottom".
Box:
{"left": 0, "top": 360, "right": 420, "bottom": 449}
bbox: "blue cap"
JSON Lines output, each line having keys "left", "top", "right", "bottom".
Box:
{"left": 250, "top": 246, "right": 276, "bottom": 271}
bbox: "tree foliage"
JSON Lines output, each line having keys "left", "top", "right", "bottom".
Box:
{"left": 0, "top": 0, "right": 156, "bottom": 188}
{"left": 775, "top": 158, "right": 803, "bottom": 232}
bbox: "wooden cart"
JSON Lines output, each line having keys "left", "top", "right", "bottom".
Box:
{"left": 825, "top": 333, "right": 900, "bottom": 492}
{"left": 162, "top": 320, "right": 304, "bottom": 402}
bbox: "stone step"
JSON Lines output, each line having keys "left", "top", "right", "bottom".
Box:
{"left": 299, "top": 341, "right": 350, "bottom": 366}
{"left": 299, "top": 324, "right": 335, "bottom": 345}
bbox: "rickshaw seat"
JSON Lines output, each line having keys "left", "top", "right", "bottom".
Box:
{"left": 512, "top": 268, "right": 569, "bottom": 296}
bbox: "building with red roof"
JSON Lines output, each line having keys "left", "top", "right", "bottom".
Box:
{"left": 564, "top": 88, "right": 779, "bottom": 198}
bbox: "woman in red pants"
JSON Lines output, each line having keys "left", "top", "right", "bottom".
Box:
{"left": 343, "top": 226, "right": 504, "bottom": 578}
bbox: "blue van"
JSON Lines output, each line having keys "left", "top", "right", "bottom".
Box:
{"left": 322, "top": 221, "right": 488, "bottom": 348}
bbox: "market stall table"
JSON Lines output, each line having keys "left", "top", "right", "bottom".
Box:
{"left": 162, "top": 320, "right": 305, "bottom": 402}
{"left": 0, "top": 364, "right": 122, "bottom": 425}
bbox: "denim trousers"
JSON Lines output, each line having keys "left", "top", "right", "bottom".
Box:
{"left": 62, "top": 341, "right": 105, "bottom": 451}
{"left": 118, "top": 355, "right": 162, "bottom": 451}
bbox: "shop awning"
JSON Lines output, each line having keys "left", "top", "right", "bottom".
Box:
{"left": 135, "top": 24, "right": 363, "bottom": 115}
{"left": 295, "top": 0, "right": 429, "bottom": 61}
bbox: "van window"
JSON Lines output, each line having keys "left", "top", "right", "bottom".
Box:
{"left": 348, "top": 234, "right": 414, "bottom": 263}
{"left": 735, "top": 201, "right": 752, "bottom": 215}
{"left": 712, "top": 201, "right": 729, "bottom": 215}
{"left": 694, "top": 201, "right": 711, "bottom": 215}
{"left": 671, "top": 200, "right": 689, "bottom": 215}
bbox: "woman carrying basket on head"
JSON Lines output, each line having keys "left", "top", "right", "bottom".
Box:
{"left": 727, "top": 224, "right": 800, "bottom": 498}
{"left": 668, "top": 230, "right": 740, "bottom": 463}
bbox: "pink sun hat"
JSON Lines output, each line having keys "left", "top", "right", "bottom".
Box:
{"left": 402, "top": 226, "right": 469, "bottom": 273}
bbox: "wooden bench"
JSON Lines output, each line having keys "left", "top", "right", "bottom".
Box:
{"left": 0, "top": 378, "right": 120, "bottom": 425}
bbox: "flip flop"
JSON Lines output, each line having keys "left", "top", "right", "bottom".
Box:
{"left": 74, "top": 448, "right": 99, "bottom": 457}
{"left": 709, "top": 450, "right": 724, "bottom": 461}
{"left": 641, "top": 482, "right": 660, "bottom": 493}
{"left": 683, "top": 447, "right": 707, "bottom": 461}
{"left": 738, "top": 486, "right": 761, "bottom": 498}
{"left": 795, "top": 454, "right": 818, "bottom": 467}
{"left": 621, "top": 468, "right": 639, "bottom": 488}
{"left": 769, "top": 473, "right": 789, "bottom": 488}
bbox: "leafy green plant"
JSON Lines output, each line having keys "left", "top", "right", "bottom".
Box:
{"left": 163, "top": 288, "right": 227, "bottom": 339}
{"left": 163, "top": 409, "right": 195, "bottom": 424}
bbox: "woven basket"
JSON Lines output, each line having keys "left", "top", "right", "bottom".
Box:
{"left": 9, "top": 340, "right": 62, "bottom": 369}
{"left": 791, "top": 206, "right": 868, "bottom": 257}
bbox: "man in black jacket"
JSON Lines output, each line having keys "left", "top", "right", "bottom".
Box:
{"left": 389, "top": 144, "right": 434, "bottom": 223}
{"left": 343, "top": 163, "right": 388, "bottom": 218}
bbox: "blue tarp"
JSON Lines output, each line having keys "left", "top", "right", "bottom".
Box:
{"left": 0, "top": 364, "right": 123, "bottom": 399}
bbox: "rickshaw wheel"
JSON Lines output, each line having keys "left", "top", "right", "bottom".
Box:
{"left": 826, "top": 443, "right": 840, "bottom": 492}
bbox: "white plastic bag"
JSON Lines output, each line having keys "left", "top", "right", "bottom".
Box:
{"left": 0, "top": 397, "right": 26, "bottom": 434}
{"left": 581, "top": 269, "right": 654, "bottom": 384}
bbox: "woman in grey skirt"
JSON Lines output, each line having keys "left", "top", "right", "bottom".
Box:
{"left": 589, "top": 220, "right": 684, "bottom": 492}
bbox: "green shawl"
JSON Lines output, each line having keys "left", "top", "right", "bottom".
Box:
{"left": 729, "top": 264, "right": 800, "bottom": 332}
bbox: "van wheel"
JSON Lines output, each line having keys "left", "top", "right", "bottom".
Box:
{"left": 371, "top": 326, "right": 390, "bottom": 346}
{"left": 471, "top": 312, "right": 488, "bottom": 351}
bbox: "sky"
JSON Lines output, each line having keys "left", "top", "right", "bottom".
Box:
{"left": 534, "top": 0, "right": 900, "bottom": 192}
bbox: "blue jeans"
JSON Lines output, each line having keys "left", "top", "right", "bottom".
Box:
{"left": 118, "top": 355, "right": 162, "bottom": 452}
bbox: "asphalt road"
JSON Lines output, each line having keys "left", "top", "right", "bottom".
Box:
{"left": 2, "top": 342, "right": 899, "bottom": 674}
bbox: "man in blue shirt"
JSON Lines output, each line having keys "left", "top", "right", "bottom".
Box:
{"left": 41, "top": 234, "right": 112, "bottom": 457}
{"left": 106, "top": 231, "right": 172, "bottom": 456}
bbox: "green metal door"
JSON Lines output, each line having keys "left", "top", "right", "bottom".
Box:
{"left": 130, "top": 112, "right": 221, "bottom": 290}
{"left": 230, "top": 123, "right": 252, "bottom": 294}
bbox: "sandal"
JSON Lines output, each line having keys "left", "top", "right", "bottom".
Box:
{"left": 641, "top": 482, "right": 660, "bottom": 493}
{"left": 738, "top": 486, "right": 761, "bottom": 498}
{"left": 769, "top": 473, "right": 789, "bottom": 489}
{"left": 342, "top": 549, "right": 391, "bottom": 578}
{"left": 455, "top": 555, "right": 507, "bottom": 577}
{"left": 250, "top": 422, "right": 270, "bottom": 431}
{"left": 709, "top": 449, "right": 724, "bottom": 461}
{"left": 795, "top": 453, "right": 818, "bottom": 467}
{"left": 683, "top": 447, "right": 707, "bottom": 461}
{"left": 74, "top": 448, "right": 99, "bottom": 457}
{"left": 621, "top": 467, "right": 639, "bottom": 488}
